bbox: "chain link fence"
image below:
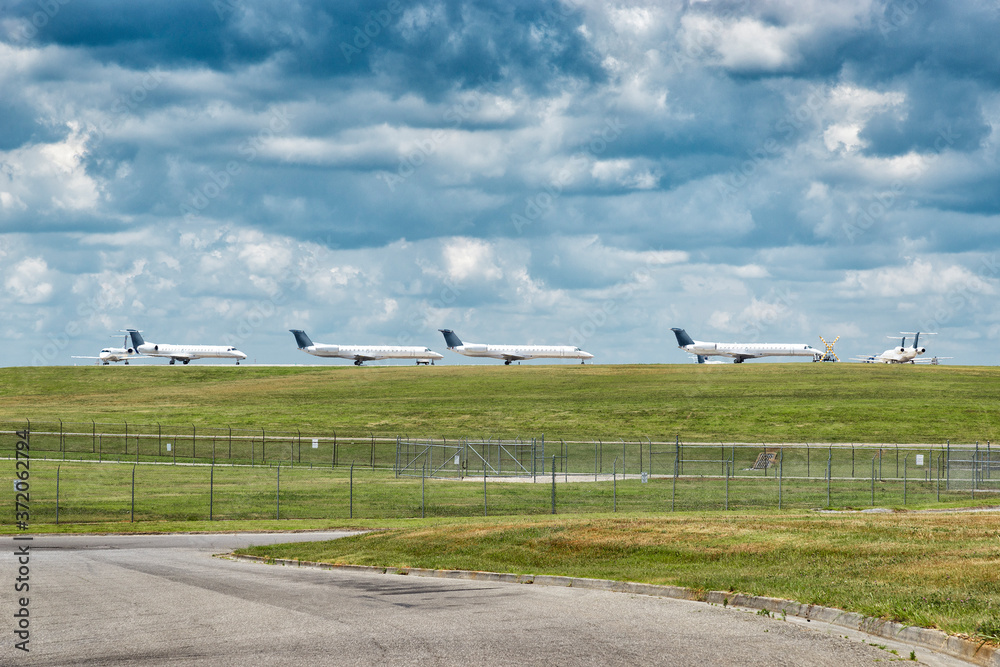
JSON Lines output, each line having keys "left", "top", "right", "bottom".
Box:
{"left": 3, "top": 421, "right": 995, "bottom": 524}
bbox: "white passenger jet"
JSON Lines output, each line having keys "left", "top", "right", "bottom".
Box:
{"left": 290, "top": 330, "right": 444, "bottom": 366}
{"left": 671, "top": 328, "right": 823, "bottom": 363}
{"left": 126, "top": 329, "right": 247, "bottom": 365}
{"left": 73, "top": 332, "right": 155, "bottom": 365}
{"left": 854, "top": 332, "right": 948, "bottom": 364}
{"left": 438, "top": 329, "right": 594, "bottom": 365}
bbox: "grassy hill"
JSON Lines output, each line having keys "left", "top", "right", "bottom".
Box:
{"left": 0, "top": 363, "right": 997, "bottom": 443}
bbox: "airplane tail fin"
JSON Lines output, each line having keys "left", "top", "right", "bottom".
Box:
{"left": 289, "top": 329, "right": 314, "bottom": 349}
{"left": 126, "top": 329, "right": 145, "bottom": 348}
{"left": 671, "top": 328, "right": 695, "bottom": 347}
{"left": 438, "top": 329, "right": 463, "bottom": 348}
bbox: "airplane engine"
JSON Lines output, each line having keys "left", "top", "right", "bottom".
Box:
{"left": 916, "top": 347, "right": 926, "bottom": 354}
{"left": 897, "top": 347, "right": 906, "bottom": 353}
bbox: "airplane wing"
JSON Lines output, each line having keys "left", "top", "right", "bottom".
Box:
{"left": 71, "top": 356, "right": 101, "bottom": 359}
{"left": 501, "top": 354, "right": 528, "bottom": 362}
{"left": 352, "top": 355, "right": 379, "bottom": 362}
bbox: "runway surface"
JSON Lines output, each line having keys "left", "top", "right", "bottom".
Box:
{"left": 0, "top": 532, "right": 973, "bottom": 666}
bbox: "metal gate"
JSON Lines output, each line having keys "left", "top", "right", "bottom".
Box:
{"left": 395, "top": 437, "right": 544, "bottom": 478}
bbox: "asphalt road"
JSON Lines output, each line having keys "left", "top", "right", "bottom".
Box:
{"left": 0, "top": 532, "right": 972, "bottom": 666}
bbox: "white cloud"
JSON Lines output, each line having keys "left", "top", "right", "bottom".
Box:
{"left": 5, "top": 257, "right": 54, "bottom": 304}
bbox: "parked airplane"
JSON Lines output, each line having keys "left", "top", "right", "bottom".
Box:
{"left": 671, "top": 328, "right": 823, "bottom": 363}
{"left": 126, "top": 329, "right": 247, "bottom": 365}
{"left": 290, "top": 330, "right": 444, "bottom": 366}
{"left": 438, "top": 329, "right": 594, "bottom": 365}
{"left": 854, "top": 332, "right": 948, "bottom": 364}
{"left": 73, "top": 332, "right": 155, "bottom": 365}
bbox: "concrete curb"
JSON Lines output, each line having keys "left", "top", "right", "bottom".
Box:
{"left": 225, "top": 554, "right": 997, "bottom": 666}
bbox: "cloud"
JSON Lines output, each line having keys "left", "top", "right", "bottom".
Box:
{"left": 5, "top": 257, "right": 55, "bottom": 304}
{"left": 0, "top": 0, "right": 998, "bottom": 366}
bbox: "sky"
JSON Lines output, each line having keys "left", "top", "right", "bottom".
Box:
{"left": 1, "top": 0, "right": 998, "bottom": 366}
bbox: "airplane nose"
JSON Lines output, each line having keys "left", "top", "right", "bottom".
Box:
{"left": 582, "top": 352, "right": 594, "bottom": 359}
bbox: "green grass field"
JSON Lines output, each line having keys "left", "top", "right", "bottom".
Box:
{"left": 237, "top": 513, "right": 1000, "bottom": 641}
{"left": 1, "top": 363, "right": 997, "bottom": 442}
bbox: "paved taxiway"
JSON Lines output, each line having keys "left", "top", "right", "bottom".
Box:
{"left": 0, "top": 532, "right": 975, "bottom": 666}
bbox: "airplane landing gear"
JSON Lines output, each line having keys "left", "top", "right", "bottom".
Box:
{"left": 504, "top": 360, "right": 511, "bottom": 365}
{"left": 354, "top": 360, "right": 362, "bottom": 366}
{"left": 169, "top": 359, "right": 176, "bottom": 365}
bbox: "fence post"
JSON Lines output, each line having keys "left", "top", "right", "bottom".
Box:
{"left": 131, "top": 465, "right": 136, "bottom": 523}
{"left": 297, "top": 430, "right": 301, "bottom": 464}
{"left": 261, "top": 428, "right": 266, "bottom": 463}
{"left": 551, "top": 455, "right": 556, "bottom": 514}
{"left": 349, "top": 462, "right": 354, "bottom": 519}
{"left": 56, "top": 465, "right": 60, "bottom": 525}
{"left": 946, "top": 439, "right": 950, "bottom": 490}
{"left": 826, "top": 453, "right": 831, "bottom": 507}
{"left": 192, "top": 425, "right": 196, "bottom": 462}
{"left": 936, "top": 454, "right": 941, "bottom": 502}
{"left": 778, "top": 449, "right": 783, "bottom": 510}
{"left": 672, "top": 442, "right": 678, "bottom": 512}
{"left": 806, "top": 442, "right": 810, "bottom": 478}
{"left": 92, "top": 420, "right": 96, "bottom": 454}
{"left": 99, "top": 435, "right": 102, "bottom": 462}
{"left": 613, "top": 456, "right": 618, "bottom": 513}
{"left": 594, "top": 441, "right": 598, "bottom": 482}
{"left": 483, "top": 461, "right": 488, "bottom": 517}
{"left": 871, "top": 455, "right": 876, "bottom": 506}
{"left": 370, "top": 432, "right": 375, "bottom": 470}
{"left": 276, "top": 466, "right": 280, "bottom": 520}
{"left": 903, "top": 454, "right": 908, "bottom": 505}
{"left": 725, "top": 460, "right": 729, "bottom": 511}
{"left": 210, "top": 466, "right": 214, "bottom": 521}
{"left": 421, "top": 461, "right": 426, "bottom": 519}
{"left": 124, "top": 420, "right": 127, "bottom": 457}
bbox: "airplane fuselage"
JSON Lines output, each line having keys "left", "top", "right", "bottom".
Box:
{"left": 438, "top": 330, "right": 594, "bottom": 364}
{"left": 135, "top": 342, "right": 248, "bottom": 364}
{"left": 290, "top": 330, "right": 443, "bottom": 365}
{"left": 672, "top": 328, "right": 822, "bottom": 363}
{"left": 299, "top": 343, "right": 444, "bottom": 363}
{"left": 447, "top": 343, "right": 594, "bottom": 362}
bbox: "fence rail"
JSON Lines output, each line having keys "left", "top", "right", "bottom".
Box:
{"left": 4, "top": 422, "right": 996, "bottom": 525}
